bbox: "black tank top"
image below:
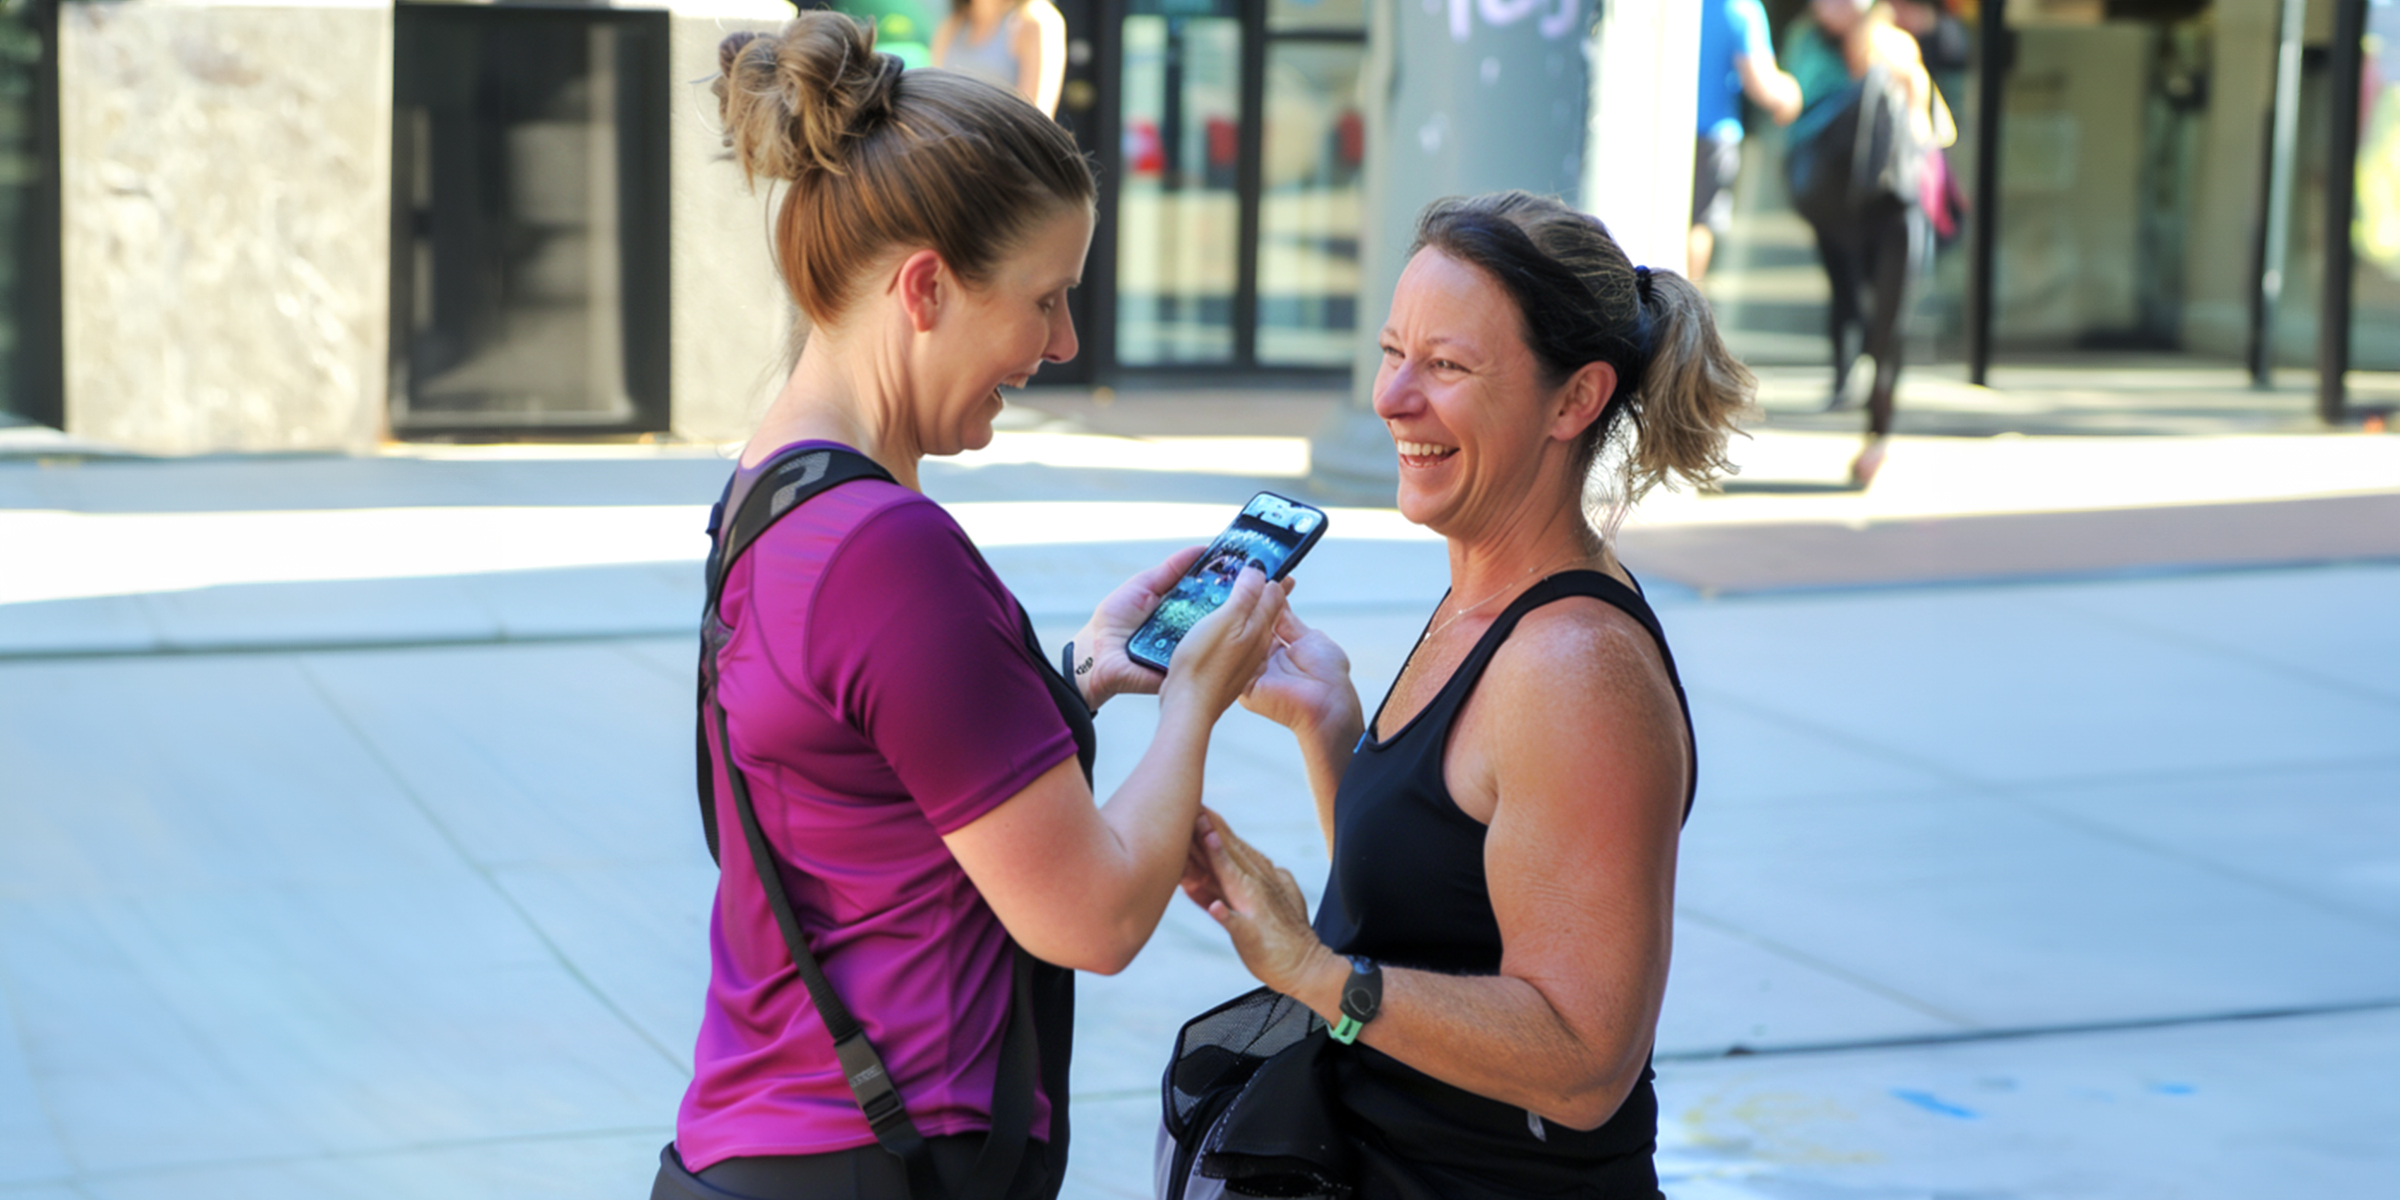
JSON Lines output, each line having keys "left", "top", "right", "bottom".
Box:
{"left": 1309, "top": 569, "right": 1696, "bottom": 1197}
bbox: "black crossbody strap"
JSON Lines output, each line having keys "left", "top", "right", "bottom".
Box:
{"left": 697, "top": 444, "right": 1037, "bottom": 1200}
{"left": 696, "top": 446, "right": 894, "bottom": 862}
{"left": 711, "top": 698, "right": 941, "bottom": 1195}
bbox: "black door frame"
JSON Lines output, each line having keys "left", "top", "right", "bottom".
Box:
{"left": 3, "top": 0, "right": 63, "bottom": 430}
{"left": 1035, "top": 0, "right": 1114, "bottom": 383}
{"left": 2317, "top": 0, "right": 2365, "bottom": 423}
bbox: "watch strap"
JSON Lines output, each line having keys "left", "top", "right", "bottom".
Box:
{"left": 1331, "top": 956, "right": 1381, "bottom": 1045}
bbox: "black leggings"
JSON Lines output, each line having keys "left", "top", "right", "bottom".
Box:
{"left": 1809, "top": 196, "right": 1918, "bottom": 438}
{"left": 651, "top": 1137, "right": 1055, "bottom": 1200}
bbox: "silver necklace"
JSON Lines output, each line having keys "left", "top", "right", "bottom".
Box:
{"left": 1417, "top": 555, "right": 1585, "bottom": 646}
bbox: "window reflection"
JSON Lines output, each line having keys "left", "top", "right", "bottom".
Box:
{"left": 1117, "top": 10, "right": 1243, "bottom": 365}
{"left": 1256, "top": 41, "right": 1363, "bottom": 366}
{"left": 1268, "top": 0, "right": 1365, "bottom": 34}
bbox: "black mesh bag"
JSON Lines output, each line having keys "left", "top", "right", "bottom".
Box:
{"left": 1161, "top": 987, "right": 1352, "bottom": 1200}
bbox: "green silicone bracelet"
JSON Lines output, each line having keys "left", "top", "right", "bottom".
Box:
{"left": 1328, "top": 1014, "right": 1363, "bottom": 1045}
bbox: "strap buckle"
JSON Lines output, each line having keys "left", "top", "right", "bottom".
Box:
{"left": 832, "top": 1031, "right": 919, "bottom": 1143}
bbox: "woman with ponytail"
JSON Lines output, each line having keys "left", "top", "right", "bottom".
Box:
{"left": 657, "top": 14, "right": 1287, "bottom": 1199}
{"left": 1159, "top": 191, "right": 1751, "bottom": 1199}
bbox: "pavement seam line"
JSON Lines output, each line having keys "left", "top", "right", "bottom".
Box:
{"left": 1678, "top": 549, "right": 2400, "bottom": 602}
{"left": 1984, "top": 773, "right": 2400, "bottom": 939}
{"left": 1685, "top": 688, "right": 2400, "bottom": 807}
{"left": 0, "top": 626, "right": 699, "bottom": 663}
{"left": 610, "top": 640, "right": 695, "bottom": 688}
{"left": 0, "top": 599, "right": 1453, "bottom": 664}
{"left": 1680, "top": 683, "right": 1991, "bottom": 794}
{"left": 1652, "top": 996, "right": 2400, "bottom": 1062}
{"left": 2047, "top": 578, "right": 2400, "bottom": 712}
{"left": 10, "top": 1124, "right": 674, "bottom": 1188}
{"left": 1671, "top": 905, "right": 1976, "bottom": 1029}
{"left": 290, "top": 658, "right": 690, "bottom": 1075}
{"left": 0, "top": 952, "right": 87, "bottom": 1179}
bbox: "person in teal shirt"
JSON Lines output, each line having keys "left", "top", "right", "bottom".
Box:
{"left": 1690, "top": 0, "right": 1801, "bottom": 281}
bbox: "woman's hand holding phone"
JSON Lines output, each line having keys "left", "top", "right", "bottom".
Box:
{"left": 1069, "top": 545, "right": 1206, "bottom": 709}
{"left": 1157, "top": 565, "right": 1290, "bottom": 725}
{"left": 1239, "top": 605, "right": 1360, "bottom": 741}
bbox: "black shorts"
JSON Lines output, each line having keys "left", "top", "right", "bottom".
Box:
{"left": 652, "top": 1137, "right": 1056, "bottom": 1200}
{"left": 1691, "top": 131, "right": 1743, "bottom": 233}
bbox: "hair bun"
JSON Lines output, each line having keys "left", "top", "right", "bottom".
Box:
{"left": 715, "top": 13, "right": 903, "bottom": 184}
{"left": 718, "top": 30, "right": 765, "bottom": 78}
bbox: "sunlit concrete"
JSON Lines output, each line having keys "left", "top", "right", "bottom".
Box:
{"left": 2, "top": 410, "right": 2396, "bottom": 1199}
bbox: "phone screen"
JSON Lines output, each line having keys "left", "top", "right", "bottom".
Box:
{"left": 1130, "top": 492, "right": 1326, "bottom": 670}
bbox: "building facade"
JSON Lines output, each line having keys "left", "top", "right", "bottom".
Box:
{"left": 0, "top": 0, "right": 2390, "bottom": 453}
{"left": 9, "top": 0, "right": 793, "bottom": 454}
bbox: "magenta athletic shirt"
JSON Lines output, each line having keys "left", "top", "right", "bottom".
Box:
{"left": 676, "top": 443, "right": 1079, "bottom": 1170}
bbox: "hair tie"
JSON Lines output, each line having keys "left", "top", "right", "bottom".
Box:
{"left": 1633, "top": 265, "right": 1654, "bottom": 301}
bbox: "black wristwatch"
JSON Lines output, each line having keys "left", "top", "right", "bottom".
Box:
{"left": 1330, "top": 956, "right": 1382, "bottom": 1045}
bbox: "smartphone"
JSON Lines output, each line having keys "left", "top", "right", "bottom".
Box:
{"left": 1128, "top": 491, "right": 1329, "bottom": 672}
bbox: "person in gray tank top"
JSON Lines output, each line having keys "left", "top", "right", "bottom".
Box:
{"left": 933, "top": 0, "right": 1066, "bottom": 115}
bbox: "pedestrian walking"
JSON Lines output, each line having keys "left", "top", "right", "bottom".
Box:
{"left": 1154, "top": 192, "right": 1753, "bottom": 1199}
{"left": 1782, "top": 0, "right": 1954, "bottom": 487}
{"left": 652, "top": 15, "right": 1286, "bottom": 1199}
{"left": 932, "top": 0, "right": 1068, "bottom": 116}
{"left": 1689, "top": 0, "right": 1802, "bottom": 283}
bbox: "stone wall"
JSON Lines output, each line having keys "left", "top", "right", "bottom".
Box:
{"left": 56, "top": 0, "right": 793, "bottom": 455}
{"left": 667, "top": 2, "right": 796, "bottom": 446}
{"left": 60, "top": 0, "right": 394, "bottom": 455}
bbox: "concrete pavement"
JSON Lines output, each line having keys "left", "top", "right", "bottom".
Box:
{"left": 2, "top": 395, "right": 2396, "bottom": 1199}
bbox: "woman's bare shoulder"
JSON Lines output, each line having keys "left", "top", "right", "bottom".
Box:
{"left": 1499, "top": 596, "right": 1667, "bottom": 684}
{"left": 1476, "top": 595, "right": 1682, "bottom": 749}
{"left": 1464, "top": 595, "right": 1687, "bottom": 828}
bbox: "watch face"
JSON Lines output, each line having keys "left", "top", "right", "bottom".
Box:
{"left": 1342, "top": 957, "right": 1382, "bottom": 1022}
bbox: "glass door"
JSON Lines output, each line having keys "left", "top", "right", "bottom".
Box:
{"left": 1118, "top": 0, "right": 1245, "bottom": 364}
{"left": 1112, "top": 0, "right": 1363, "bottom": 371}
{"left": 390, "top": 4, "right": 669, "bottom": 437}
{"left": 1257, "top": 0, "right": 1365, "bottom": 366}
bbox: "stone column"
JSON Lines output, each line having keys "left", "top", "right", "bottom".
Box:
{"left": 1582, "top": 0, "right": 1699, "bottom": 277}
{"left": 1312, "top": 0, "right": 1695, "bottom": 502}
{"left": 59, "top": 0, "right": 396, "bottom": 455}
{"left": 667, "top": 0, "right": 802, "bottom": 446}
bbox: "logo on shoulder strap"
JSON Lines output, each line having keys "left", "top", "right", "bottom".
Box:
{"left": 768, "top": 451, "right": 834, "bottom": 516}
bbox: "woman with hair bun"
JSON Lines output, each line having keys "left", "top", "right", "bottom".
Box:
{"left": 655, "top": 14, "right": 1288, "bottom": 1200}
{"left": 1161, "top": 191, "right": 1750, "bottom": 1199}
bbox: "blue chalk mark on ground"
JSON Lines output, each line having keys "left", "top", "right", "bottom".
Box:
{"left": 1891, "top": 1089, "right": 1979, "bottom": 1119}
{"left": 2151, "top": 1082, "right": 2197, "bottom": 1095}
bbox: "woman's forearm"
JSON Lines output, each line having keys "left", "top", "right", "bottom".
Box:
{"left": 1293, "top": 706, "right": 1362, "bottom": 851}
{"left": 1283, "top": 954, "right": 1657, "bottom": 1131}
{"left": 1084, "top": 697, "right": 1219, "bottom": 965}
